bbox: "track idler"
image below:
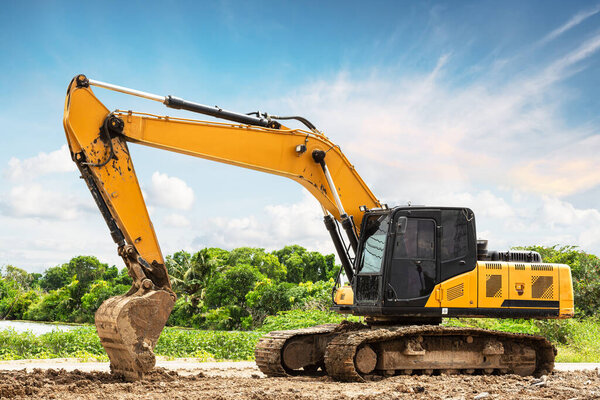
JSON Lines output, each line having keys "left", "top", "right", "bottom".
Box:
{"left": 95, "top": 246, "right": 175, "bottom": 381}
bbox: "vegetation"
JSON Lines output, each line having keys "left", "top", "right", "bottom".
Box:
{"left": 0, "top": 315, "right": 597, "bottom": 363}
{"left": 0, "top": 246, "right": 341, "bottom": 330}
{"left": 0, "top": 244, "right": 598, "bottom": 362}
{"left": 0, "top": 326, "right": 259, "bottom": 361}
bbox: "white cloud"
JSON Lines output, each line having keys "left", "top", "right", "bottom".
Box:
{"left": 0, "top": 214, "right": 120, "bottom": 273}
{"left": 193, "top": 190, "right": 333, "bottom": 254}
{"left": 266, "top": 32, "right": 600, "bottom": 204}
{"left": 163, "top": 213, "right": 191, "bottom": 227}
{"left": 0, "top": 183, "right": 92, "bottom": 220}
{"left": 540, "top": 196, "right": 600, "bottom": 229}
{"left": 539, "top": 5, "right": 600, "bottom": 45}
{"left": 4, "top": 145, "right": 75, "bottom": 181}
{"left": 146, "top": 171, "right": 194, "bottom": 210}
{"left": 428, "top": 189, "right": 600, "bottom": 255}
{"left": 434, "top": 191, "right": 515, "bottom": 220}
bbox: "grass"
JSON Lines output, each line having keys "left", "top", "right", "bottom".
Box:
{"left": 258, "top": 309, "right": 359, "bottom": 332}
{"left": 0, "top": 326, "right": 260, "bottom": 361}
{"left": 0, "top": 326, "right": 106, "bottom": 361}
{"left": 0, "top": 314, "right": 597, "bottom": 363}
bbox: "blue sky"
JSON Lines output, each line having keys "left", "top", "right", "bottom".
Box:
{"left": 1, "top": 1, "right": 599, "bottom": 272}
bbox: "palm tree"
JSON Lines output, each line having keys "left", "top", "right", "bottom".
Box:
{"left": 166, "top": 248, "right": 227, "bottom": 308}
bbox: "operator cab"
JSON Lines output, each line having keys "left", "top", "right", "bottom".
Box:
{"left": 350, "top": 206, "right": 477, "bottom": 317}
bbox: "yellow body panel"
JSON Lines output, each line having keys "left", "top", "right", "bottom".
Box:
{"left": 334, "top": 286, "right": 354, "bottom": 305}
{"left": 424, "top": 261, "right": 574, "bottom": 318}
{"left": 438, "top": 266, "right": 478, "bottom": 309}
{"left": 477, "top": 262, "right": 510, "bottom": 309}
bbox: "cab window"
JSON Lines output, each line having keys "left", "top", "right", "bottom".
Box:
{"left": 357, "top": 214, "right": 390, "bottom": 274}
{"left": 394, "top": 219, "right": 435, "bottom": 260}
{"left": 441, "top": 210, "right": 468, "bottom": 261}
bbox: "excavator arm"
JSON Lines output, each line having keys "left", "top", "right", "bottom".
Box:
{"left": 63, "top": 75, "right": 380, "bottom": 379}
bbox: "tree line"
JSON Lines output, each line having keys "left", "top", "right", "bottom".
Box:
{"left": 0, "top": 245, "right": 339, "bottom": 330}
{"left": 0, "top": 244, "right": 598, "bottom": 332}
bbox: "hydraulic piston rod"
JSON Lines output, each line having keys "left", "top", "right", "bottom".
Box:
{"left": 312, "top": 149, "right": 359, "bottom": 253}
{"left": 83, "top": 76, "right": 279, "bottom": 128}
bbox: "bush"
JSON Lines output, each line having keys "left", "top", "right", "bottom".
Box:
{"left": 155, "top": 328, "right": 261, "bottom": 360}
{"left": 168, "top": 297, "right": 200, "bottom": 328}
{"left": 24, "top": 280, "right": 78, "bottom": 322}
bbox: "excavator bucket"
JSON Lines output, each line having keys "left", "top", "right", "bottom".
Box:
{"left": 95, "top": 288, "right": 174, "bottom": 381}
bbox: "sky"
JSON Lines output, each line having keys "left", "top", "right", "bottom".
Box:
{"left": 1, "top": 0, "right": 599, "bottom": 273}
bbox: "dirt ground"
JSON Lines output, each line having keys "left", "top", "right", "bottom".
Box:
{"left": 0, "top": 362, "right": 598, "bottom": 400}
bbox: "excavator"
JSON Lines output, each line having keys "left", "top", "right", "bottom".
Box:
{"left": 63, "top": 74, "right": 574, "bottom": 382}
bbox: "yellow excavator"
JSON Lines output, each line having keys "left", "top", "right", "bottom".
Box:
{"left": 63, "top": 75, "right": 574, "bottom": 381}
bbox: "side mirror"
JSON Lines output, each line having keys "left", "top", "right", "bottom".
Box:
{"left": 396, "top": 216, "right": 408, "bottom": 235}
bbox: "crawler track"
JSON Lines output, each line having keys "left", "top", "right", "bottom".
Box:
{"left": 324, "top": 325, "right": 556, "bottom": 382}
{"left": 255, "top": 324, "right": 340, "bottom": 376}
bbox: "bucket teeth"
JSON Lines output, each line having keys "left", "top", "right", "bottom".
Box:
{"left": 95, "top": 289, "right": 175, "bottom": 381}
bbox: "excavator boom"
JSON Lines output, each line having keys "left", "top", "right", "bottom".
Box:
{"left": 63, "top": 74, "right": 380, "bottom": 379}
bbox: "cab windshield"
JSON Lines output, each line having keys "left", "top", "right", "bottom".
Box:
{"left": 357, "top": 213, "right": 390, "bottom": 274}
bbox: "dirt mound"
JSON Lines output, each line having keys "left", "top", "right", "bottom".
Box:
{"left": 0, "top": 367, "right": 597, "bottom": 399}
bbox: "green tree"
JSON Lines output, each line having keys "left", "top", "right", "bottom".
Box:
{"left": 38, "top": 264, "right": 70, "bottom": 291}
{"left": 167, "top": 248, "right": 227, "bottom": 307}
{"left": 25, "top": 278, "right": 79, "bottom": 322}
{"left": 0, "top": 268, "right": 41, "bottom": 320}
{"left": 246, "top": 279, "right": 296, "bottom": 326}
{"left": 66, "top": 256, "right": 107, "bottom": 290}
{"left": 113, "top": 268, "right": 133, "bottom": 286}
{"left": 39, "top": 256, "right": 107, "bottom": 294}
{"left": 227, "top": 247, "right": 286, "bottom": 281}
{"left": 273, "top": 245, "right": 337, "bottom": 283}
{"left": 2, "top": 265, "right": 34, "bottom": 290}
{"left": 102, "top": 266, "right": 119, "bottom": 281}
{"left": 204, "top": 264, "right": 264, "bottom": 308}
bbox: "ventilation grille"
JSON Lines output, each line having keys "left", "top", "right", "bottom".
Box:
{"left": 485, "top": 263, "right": 502, "bottom": 270}
{"left": 486, "top": 275, "right": 502, "bottom": 298}
{"left": 515, "top": 264, "right": 526, "bottom": 270}
{"left": 532, "top": 276, "right": 554, "bottom": 299}
{"left": 531, "top": 264, "right": 554, "bottom": 272}
{"left": 447, "top": 283, "right": 464, "bottom": 301}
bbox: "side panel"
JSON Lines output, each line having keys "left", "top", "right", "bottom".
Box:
{"left": 477, "top": 261, "right": 509, "bottom": 309}
{"left": 420, "top": 261, "right": 572, "bottom": 319}
{"left": 506, "top": 263, "right": 559, "bottom": 309}
{"left": 438, "top": 268, "right": 478, "bottom": 309}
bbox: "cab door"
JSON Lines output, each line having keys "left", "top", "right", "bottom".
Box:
{"left": 385, "top": 210, "right": 441, "bottom": 307}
